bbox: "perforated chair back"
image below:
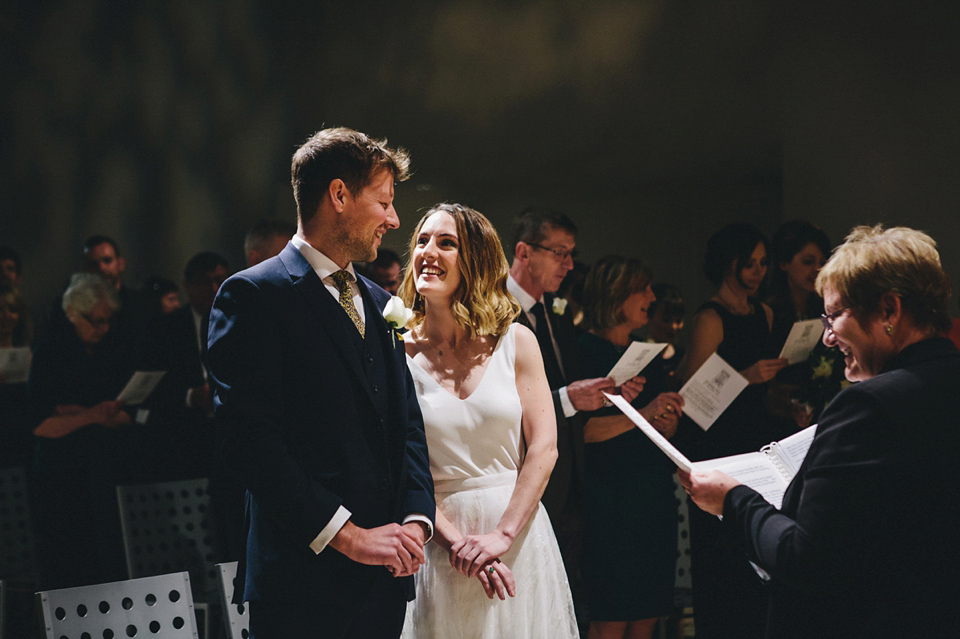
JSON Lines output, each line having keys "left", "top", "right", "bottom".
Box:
{"left": 36, "top": 571, "right": 198, "bottom": 639}
{"left": 215, "top": 562, "right": 249, "bottom": 639}
{"left": 0, "top": 466, "right": 38, "bottom": 581}
{"left": 116, "top": 478, "right": 218, "bottom": 597}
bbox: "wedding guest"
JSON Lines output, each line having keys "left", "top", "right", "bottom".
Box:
{"left": 765, "top": 221, "right": 842, "bottom": 428}
{"left": 680, "top": 224, "right": 960, "bottom": 638}
{"left": 29, "top": 273, "right": 134, "bottom": 589}
{"left": 577, "top": 256, "right": 684, "bottom": 639}
{"left": 0, "top": 246, "right": 22, "bottom": 287}
{"left": 0, "top": 284, "right": 33, "bottom": 469}
{"left": 675, "top": 222, "right": 787, "bottom": 639}
{"left": 399, "top": 203, "right": 579, "bottom": 638}
{"left": 643, "top": 283, "right": 686, "bottom": 381}
{"left": 142, "top": 276, "right": 182, "bottom": 317}
{"left": 244, "top": 218, "right": 296, "bottom": 267}
{"left": 368, "top": 248, "right": 403, "bottom": 294}
{"left": 507, "top": 208, "right": 633, "bottom": 623}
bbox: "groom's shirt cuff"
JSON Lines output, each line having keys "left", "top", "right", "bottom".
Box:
{"left": 309, "top": 506, "right": 352, "bottom": 554}
{"left": 402, "top": 514, "right": 434, "bottom": 543}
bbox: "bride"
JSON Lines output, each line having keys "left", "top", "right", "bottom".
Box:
{"left": 398, "top": 203, "right": 579, "bottom": 639}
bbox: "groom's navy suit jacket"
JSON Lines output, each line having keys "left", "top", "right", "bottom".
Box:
{"left": 207, "top": 243, "right": 435, "bottom": 632}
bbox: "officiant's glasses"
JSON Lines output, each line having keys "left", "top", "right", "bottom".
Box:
{"left": 820, "top": 306, "right": 852, "bottom": 332}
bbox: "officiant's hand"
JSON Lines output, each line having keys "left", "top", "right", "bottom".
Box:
{"left": 450, "top": 530, "right": 511, "bottom": 578}
{"left": 476, "top": 559, "right": 516, "bottom": 600}
{"left": 677, "top": 468, "right": 741, "bottom": 516}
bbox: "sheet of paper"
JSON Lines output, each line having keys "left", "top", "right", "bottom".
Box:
{"left": 0, "top": 347, "right": 32, "bottom": 383}
{"left": 606, "top": 342, "right": 667, "bottom": 386}
{"left": 694, "top": 452, "right": 789, "bottom": 509}
{"left": 773, "top": 423, "right": 817, "bottom": 475}
{"left": 778, "top": 319, "right": 825, "bottom": 365}
{"left": 678, "top": 352, "right": 749, "bottom": 431}
{"left": 604, "top": 392, "right": 693, "bottom": 472}
{"left": 116, "top": 370, "right": 166, "bottom": 405}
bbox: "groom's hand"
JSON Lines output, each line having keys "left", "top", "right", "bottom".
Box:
{"left": 330, "top": 520, "right": 425, "bottom": 575}
{"left": 390, "top": 522, "right": 429, "bottom": 578}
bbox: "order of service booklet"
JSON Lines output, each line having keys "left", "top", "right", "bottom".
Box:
{"left": 604, "top": 392, "right": 816, "bottom": 509}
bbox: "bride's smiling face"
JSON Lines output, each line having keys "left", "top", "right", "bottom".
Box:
{"left": 414, "top": 211, "right": 462, "bottom": 303}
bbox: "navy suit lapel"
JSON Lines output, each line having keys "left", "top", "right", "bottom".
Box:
{"left": 279, "top": 245, "right": 376, "bottom": 408}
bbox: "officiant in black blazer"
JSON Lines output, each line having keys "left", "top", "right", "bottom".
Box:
{"left": 207, "top": 128, "right": 435, "bottom": 639}
{"left": 679, "top": 225, "right": 960, "bottom": 638}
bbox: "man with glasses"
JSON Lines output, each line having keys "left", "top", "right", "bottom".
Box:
{"left": 507, "top": 207, "right": 641, "bottom": 622}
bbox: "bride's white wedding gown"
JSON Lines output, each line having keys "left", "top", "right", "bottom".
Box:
{"left": 400, "top": 325, "right": 578, "bottom": 639}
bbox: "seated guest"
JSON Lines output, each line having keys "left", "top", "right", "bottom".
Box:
{"left": 0, "top": 284, "right": 33, "bottom": 469}
{"left": 0, "top": 245, "right": 22, "bottom": 287}
{"left": 244, "top": 218, "right": 296, "bottom": 267}
{"left": 366, "top": 247, "right": 403, "bottom": 294}
{"left": 577, "top": 256, "right": 684, "bottom": 639}
{"left": 30, "top": 273, "right": 134, "bottom": 589}
{"left": 681, "top": 224, "right": 960, "bottom": 638}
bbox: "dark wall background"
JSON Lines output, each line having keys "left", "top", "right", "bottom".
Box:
{"left": 3, "top": 0, "right": 959, "bottom": 323}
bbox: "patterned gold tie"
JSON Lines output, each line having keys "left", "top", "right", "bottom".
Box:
{"left": 331, "top": 269, "right": 365, "bottom": 337}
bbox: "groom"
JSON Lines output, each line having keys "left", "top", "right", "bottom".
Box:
{"left": 207, "top": 128, "right": 435, "bottom": 638}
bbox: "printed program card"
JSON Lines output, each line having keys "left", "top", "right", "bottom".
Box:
{"left": 778, "top": 319, "right": 825, "bottom": 365}
{"left": 678, "top": 353, "right": 749, "bottom": 430}
{"left": 0, "top": 347, "right": 32, "bottom": 383}
{"left": 116, "top": 371, "right": 166, "bottom": 405}
{"left": 607, "top": 342, "right": 668, "bottom": 386}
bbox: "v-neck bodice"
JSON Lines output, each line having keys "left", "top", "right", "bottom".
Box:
{"left": 405, "top": 324, "right": 524, "bottom": 488}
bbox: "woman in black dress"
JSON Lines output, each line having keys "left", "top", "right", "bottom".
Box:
{"left": 578, "top": 256, "right": 684, "bottom": 639}
{"left": 676, "top": 223, "right": 787, "bottom": 639}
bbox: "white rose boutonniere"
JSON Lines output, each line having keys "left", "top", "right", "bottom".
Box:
{"left": 552, "top": 297, "right": 568, "bottom": 316}
{"left": 382, "top": 296, "right": 414, "bottom": 347}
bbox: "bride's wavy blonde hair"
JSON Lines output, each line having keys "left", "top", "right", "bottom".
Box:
{"left": 399, "top": 203, "right": 520, "bottom": 338}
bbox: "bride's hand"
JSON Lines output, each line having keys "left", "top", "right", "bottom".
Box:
{"left": 450, "top": 530, "right": 511, "bottom": 577}
{"left": 476, "top": 559, "right": 516, "bottom": 600}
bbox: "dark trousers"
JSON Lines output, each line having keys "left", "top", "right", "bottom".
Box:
{"left": 249, "top": 575, "right": 407, "bottom": 639}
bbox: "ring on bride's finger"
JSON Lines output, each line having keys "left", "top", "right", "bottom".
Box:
{"left": 488, "top": 565, "right": 496, "bottom": 574}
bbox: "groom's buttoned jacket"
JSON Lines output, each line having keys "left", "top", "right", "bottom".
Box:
{"left": 207, "top": 243, "right": 435, "bottom": 629}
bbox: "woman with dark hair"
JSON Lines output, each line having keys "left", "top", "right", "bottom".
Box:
{"left": 676, "top": 222, "right": 787, "bottom": 639}
{"left": 399, "top": 203, "right": 578, "bottom": 638}
{"left": 142, "top": 276, "right": 182, "bottom": 317}
{"left": 577, "top": 256, "right": 684, "bottom": 639}
{"left": 681, "top": 225, "right": 960, "bottom": 638}
{"left": 767, "top": 220, "right": 831, "bottom": 346}
{"left": 766, "top": 221, "right": 844, "bottom": 428}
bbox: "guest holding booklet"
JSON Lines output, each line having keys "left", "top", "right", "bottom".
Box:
{"left": 576, "top": 256, "right": 683, "bottom": 639}
{"left": 680, "top": 225, "right": 960, "bottom": 638}
{"left": 29, "top": 273, "right": 136, "bottom": 589}
{"left": 675, "top": 223, "right": 787, "bottom": 639}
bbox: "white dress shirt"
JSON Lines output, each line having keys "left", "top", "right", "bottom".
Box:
{"left": 506, "top": 275, "right": 577, "bottom": 418}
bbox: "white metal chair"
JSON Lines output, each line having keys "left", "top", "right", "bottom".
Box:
{"left": 215, "top": 562, "right": 249, "bottom": 639}
{"left": 116, "top": 477, "right": 219, "bottom": 597}
{"left": 36, "top": 571, "right": 199, "bottom": 639}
